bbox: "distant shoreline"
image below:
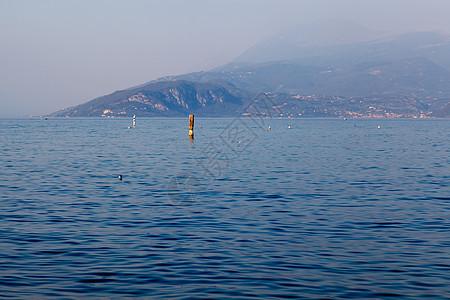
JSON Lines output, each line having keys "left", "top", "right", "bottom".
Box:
{"left": 16, "top": 116, "right": 450, "bottom": 120}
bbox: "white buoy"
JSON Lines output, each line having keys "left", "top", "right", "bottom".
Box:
{"left": 118, "top": 175, "right": 122, "bottom": 181}
{"left": 288, "top": 126, "right": 291, "bottom": 129}
{"left": 377, "top": 125, "right": 381, "bottom": 129}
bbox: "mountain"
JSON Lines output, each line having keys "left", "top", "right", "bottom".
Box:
{"left": 49, "top": 22, "right": 450, "bottom": 118}
{"left": 50, "top": 80, "right": 247, "bottom": 117}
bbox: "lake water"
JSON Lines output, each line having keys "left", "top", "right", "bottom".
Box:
{"left": 0, "top": 117, "right": 449, "bottom": 299}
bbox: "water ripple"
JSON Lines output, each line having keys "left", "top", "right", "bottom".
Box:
{"left": 0, "top": 118, "right": 449, "bottom": 299}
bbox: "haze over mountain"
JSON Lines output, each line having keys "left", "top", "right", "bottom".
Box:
{"left": 50, "top": 21, "right": 450, "bottom": 118}
{"left": 234, "top": 21, "right": 390, "bottom": 63}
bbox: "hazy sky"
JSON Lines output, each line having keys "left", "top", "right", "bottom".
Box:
{"left": 1, "top": 0, "right": 450, "bottom": 117}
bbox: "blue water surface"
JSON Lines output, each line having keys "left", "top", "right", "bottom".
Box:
{"left": 0, "top": 117, "right": 449, "bottom": 299}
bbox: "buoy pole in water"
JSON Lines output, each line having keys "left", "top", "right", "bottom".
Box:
{"left": 189, "top": 114, "right": 194, "bottom": 139}
{"left": 133, "top": 115, "right": 136, "bottom": 127}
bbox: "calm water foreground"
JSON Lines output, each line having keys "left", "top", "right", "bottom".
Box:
{"left": 0, "top": 117, "right": 449, "bottom": 299}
